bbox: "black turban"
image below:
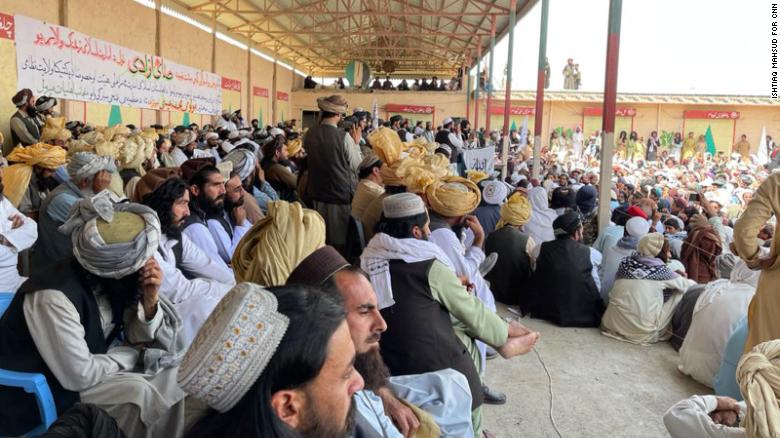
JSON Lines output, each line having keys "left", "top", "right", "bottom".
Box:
{"left": 553, "top": 211, "right": 582, "bottom": 237}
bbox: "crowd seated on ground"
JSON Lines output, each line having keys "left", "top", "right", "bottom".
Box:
{"left": 0, "top": 88, "right": 778, "bottom": 437}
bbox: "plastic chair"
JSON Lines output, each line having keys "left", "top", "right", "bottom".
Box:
{"left": 0, "top": 292, "right": 57, "bottom": 436}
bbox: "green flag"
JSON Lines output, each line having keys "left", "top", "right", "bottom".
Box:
{"left": 182, "top": 112, "right": 191, "bottom": 127}
{"left": 705, "top": 125, "right": 717, "bottom": 156}
{"left": 107, "top": 105, "right": 122, "bottom": 127}
{"left": 510, "top": 120, "right": 517, "bottom": 131}
{"left": 258, "top": 109, "right": 263, "bottom": 127}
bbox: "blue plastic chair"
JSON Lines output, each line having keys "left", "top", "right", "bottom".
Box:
{"left": 0, "top": 292, "right": 57, "bottom": 436}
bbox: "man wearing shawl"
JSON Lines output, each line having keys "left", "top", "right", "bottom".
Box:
{"left": 0, "top": 192, "right": 186, "bottom": 438}
{"left": 0, "top": 166, "right": 38, "bottom": 292}
{"left": 2, "top": 143, "right": 67, "bottom": 217}
{"left": 351, "top": 153, "right": 385, "bottom": 222}
{"left": 9, "top": 88, "right": 41, "bottom": 146}
{"left": 484, "top": 193, "right": 536, "bottom": 307}
{"left": 524, "top": 186, "right": 557, "bottom": 247}
{"left": 170, "top": 130, "right": 210, "bottom": 166}
{"left": 527, "top": 211, "right": 605, "bottom": 326}
{"left": 601, "top": 215, "right": 651, "bottom": 299}
{"left": 303, "top": 95, "right": 357, "bottom": 254}
{"left": 681, "top": 214, "right": 724, "bottom": 283}
{"left": 222, "top": 147, "right": 280, "bottom": 214}
{"left": 360, "top": 192, "right": 539, "bottom": 437}
{"left": 473, "top": 180, "right": 508, "bottom": 234}
{"left": 33, "top": 152, "right": 116, "bottom": 271}
{"left": 137, "top": 169, "right": 235, "bottom": 344}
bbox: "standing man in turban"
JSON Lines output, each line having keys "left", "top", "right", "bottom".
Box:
{"left": 9, "top": 88, "right": 40, "bottom": 146}
{"left": 0, "top": 193, "right": 187, "bottom": 437}
{"left": 303, "top": 95, "right": 358, "bottom": 254}
{"left": 33, "top": 152, "right": 116, "bottom": 271}
{"left": 2, "top": 143, "right": 67, "bottom": 217}
{"left": 0, "top": 166, "right": 37, "bottom": 292}
{"left": 473, "top": 179, "right": 509, "bottom": 234}
{"left": 351, "top": 153, "right": 385, "bottom": 222}
{"left": 484, "top": 193, "right": 536, "bottom": 307}
{"left": 527, "top": 211, "right": 605, "bottom": 327}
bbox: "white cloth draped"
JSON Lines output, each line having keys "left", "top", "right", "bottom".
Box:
{"left": 0, "top": 197, "right": 37, "bottom": 292}
{"left": 525, "top": 187, "right": 557, "bottom": 245}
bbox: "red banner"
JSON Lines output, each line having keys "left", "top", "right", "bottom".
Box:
{"left": 221, "top": 77, "right": 242, "bottom": 92}
{"left": 276, "top": 91, "right": 289, "bottom": 101}
{"left": 386, "top": 104, "right": 434, "bottom": 114}
{"left": 252, "top": 86, "right": 269, "bottom": 97}
{"left": 583, "top": 107, "right": 636, "bottom": 117}
{"left": 683, "top": 110, "right": 740, "bottom": 120}
{"left": 487, "top": 106, "right": 535, "bottom": 116}
{"left": 0, "top": 13, "right": 14, "bottom": 40}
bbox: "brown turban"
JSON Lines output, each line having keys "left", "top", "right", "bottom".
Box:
{"left": 133, "top": 167, "right": 183, "bottom": 202}
{"left": 425, "top": 176, "right": 481, "bottom": 217}
{"left": 317, "top": 95, "right": 348, "bottom": 114}
{"left": 232, "top": 201, "right": 326, "bottom": 286}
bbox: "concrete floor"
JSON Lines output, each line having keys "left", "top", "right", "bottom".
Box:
{"left": 481, "top": 306, "right": 710, "bottom": 438}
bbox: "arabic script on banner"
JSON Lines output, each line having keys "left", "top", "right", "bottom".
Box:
{"left": 462, "top": 147, "right": 496, "bottom": 172}
{"left": 14, "top": 14, "right": 222, "bottom": 115}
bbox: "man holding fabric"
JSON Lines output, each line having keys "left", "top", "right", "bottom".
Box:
{"left": 303, "top": 95, "right": 357, "bottom": 254}
{"left": 0, "top": 193, "right": 186, "bottom": 438}
{"left": 1, "top": 143, "right": 67, "bottom": 218}
{"left": 33, "top": 152, "right": 116, "bottom": 271}
{"left": 0, "top": 166, "right": 38, "bottom": 292}
{"left": 361, "top": 192, "right": 540, "bottom": 437}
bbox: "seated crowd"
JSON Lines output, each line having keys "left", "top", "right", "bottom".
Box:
{"left": 0, "top": 89, "right": 778, "bottom": 437}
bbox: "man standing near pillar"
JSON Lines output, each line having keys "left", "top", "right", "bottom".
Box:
{"left": 563, "top": 58, "right": 578, "bottom": 90}
{"left": 10, "top": 89, "right": 41, "bottom": 147}
{"left": 303, "top": 95, "right": 357, "bottom": 254}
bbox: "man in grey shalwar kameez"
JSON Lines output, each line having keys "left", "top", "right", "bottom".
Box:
{"left": 0, "top": 191, "right": 186, "bottom": 438}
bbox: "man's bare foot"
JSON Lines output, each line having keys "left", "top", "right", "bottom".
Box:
{"left": 497, "top": 332, "right": 540, "bottom": 358}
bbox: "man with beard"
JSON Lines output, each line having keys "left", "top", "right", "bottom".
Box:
{"left": 33, "top": 152, "right": 115, "bottom": 271}
{"left": 287, "top": 246, "right": 475, "bottom": 437}
{"left": 181, "top": 163, "right": 234, "bottom": 272}
{"left": 223, "top": 147, "right": 280, "bottom": 213}
{"left": 361, "top": 193, "right": 540, "bottom": 437}
{"left": 0, "top": 165, "right": 38, "bottom": 292}
{"left": 10, "top": 88, "right": 41, "bottom": 146}
{"left": 2, "top": 142, "right": 67, "bottom": 218}
{"left": 261, "top": 135, "right": 298, "bottom": 202}
{"left": 137, "top": 169, "right": 235, "bottom": 343}
{"left": 0, "top": 193, "right": 187, "bottom": 437}
{"left": 180, "top": 283, "right": 364, "bottom": 438}
{"left": 202, "top": 132, "right": 222, "bottom": 162}
{"left": 205, "top": 171, "right": 252, "bottom": 265}
{"left": 216, "top": 109, "right": 237, "bottom": 132}
{"left": 170, "top": 130, "right": 210, "bottom": 166}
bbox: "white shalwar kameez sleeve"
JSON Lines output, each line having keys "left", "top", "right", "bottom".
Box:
{"left": 183, "top": 222, "right": 231, "bottom": 272}
{"left": 24, "top": 289, "right": 186, "bottom": 438}
{"left": 206, "top": 218, "right": 251, "bottom": 265}
{"left": 664, "top": 395, "right": 745, "bottom": 438}
{"left": 0, "top": 198, "right": 37, "bottom": 292}
{"left": 154, "top": 234, "right": 234, "bottom": 344}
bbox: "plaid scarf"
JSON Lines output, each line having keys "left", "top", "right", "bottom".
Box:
{"left": 616, "top": 253, "right": 678, "bottom": 281}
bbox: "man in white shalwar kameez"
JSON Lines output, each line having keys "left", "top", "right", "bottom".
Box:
{"left": 0, "top": 167, "right": 37, "bottom": 292}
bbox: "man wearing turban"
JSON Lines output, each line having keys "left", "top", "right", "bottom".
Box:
{"left": 0, "top": 192, "right": 187, "bottom": 437}
{"left": 0, "top": 166, "right": 38, "bottom": 292}
{"left": 425, "top": 176, "right": 507, "bottom": 404}
{"left": 232, "top": 200, "right": 326, "bottom": 287}
{"left": 9, "top": 88, "right": 41, "bottom": 146}
{"left": 3, "top": 143, "right": 67, "bottom": 216}
{"left": 527, "top": 211, "right": 605, "bottom": 327}
{"left": 303, "top": 94, "right": 357, "bottom": 254}
{"left": 484, "top": 192, "right": 536, "bottom": 307}
{"left": 33, "top": 151, "right": 116, "bottom": 271}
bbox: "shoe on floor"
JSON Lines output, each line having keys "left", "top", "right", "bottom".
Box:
{"left": 486, "top": 346, "right": 499, "bottom": 360}
{"left": 482, "top": 385, "right": 506, "bottom": 405}
{"left": 479, "top": 252, "right": 499, "bottom": 276}
{"left": 482, "top": 430, "right": 496, "bottom": 438}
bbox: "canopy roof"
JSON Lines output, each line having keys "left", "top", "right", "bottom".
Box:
{"left": 176, "top": 0, "right": 536, "bottom": 77}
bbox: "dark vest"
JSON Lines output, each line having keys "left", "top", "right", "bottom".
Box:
{"left": 32, "top": 182, "right": 84, "bottom": 274}
{"left": 379, "top": 259, "right": 484, "bottom": 411}
{"left": 303, "top": 123, "right": 356, "bottom": 204}
{"left": 484, "top": 227, "right": 532, "bottom": 306}
{"left": 0, "top": 259, "right": 113, "bottom": 436}
{"left": 11, "top": 110, "right": 41, "bottom": 146}
{"left": 528, "top": 238, "right": 604, "bottom": 327}
{"left": 435, "top": 130, "right": 460, "bottom": 164}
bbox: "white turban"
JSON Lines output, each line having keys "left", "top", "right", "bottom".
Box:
{"left": 67, "top": 151, "right": 117, "bottom": 182}
{"left": 223, "top": 149, "right": 256, "bottom": 181}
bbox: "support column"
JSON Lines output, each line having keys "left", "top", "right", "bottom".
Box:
{"left": 272, "top": 46, "right": 278, "bottom": 126}
{"left": 531, "top": 0, "right": 549, "bottom": 180}
{"left": 465, "top": 69, "right": 472, "bottom": 121}
{"left": 247, "top": 44, "right": 252, "bottom": 125}
{"left": 486, "top": 15, "right": 496, "bottom": 133}
{"left": 58, "top": 0, "right": 70, "bottom": 121}
{"left": 211, "top": 12, "right": 218, "bottom": 125}
{"left": 500, "top": 0, "right": 517, "bottom": 180}
{"left": 474, "top": 42, "right": 481, "bottom": 130}
{"left": 656, "top": 103, "right": 661, "bottom": 134}
{"left": 154, "top": 0, "right": 163, "bottom": 124}
{"left": 597, "top": 0, "right": 623, "bottom": 233}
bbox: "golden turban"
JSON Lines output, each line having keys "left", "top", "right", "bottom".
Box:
{"left": 368, "top": 127, "right": 403, "bottom": 165}
{"left": 232, "top": 201, "right": 326, "bottom": 286}
{"left": 737, "top": 340, "right": 780, "bottom": 438}
{"left": 403, "top": 165, "right": 438, "bottom": 194}
{"left": 3, "top": 143, "right": 67, "bottom": 207}
{"left": 425, "top": 176, "right": 481, "bottom": 217}
{"left": 497, "top": 192, "right": 532, "bottom": 229}
{"left": 39, "top": 117, "right": 72, "bottom": 144}
{"left": 140, "top": 127, "right": 159, "bottom": 142}
{"left": 286, "top": 138, "right": 303, "bottom": 157}
{"left": 119, "top": 135, "right": 155, "bottom": 175}
{"left": 467, "top": 170, "right": 489, "bottom": 184}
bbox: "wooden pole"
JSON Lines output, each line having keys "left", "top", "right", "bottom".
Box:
{"left": 58, "top": 0, "right": 70, "bottom": 121}
{"left": 500, "top": 0, "right": 517, "bottom": 180}
{"left": 474, "top": 42, "right": 481, "bottom": 130}
{"left": 154, "top": 0, "right": 163, "bottom": 125}
{"left": 597, "top": 0, "right": 623, "bottom": 233}
{"left": 531, "top": 0, "right": 549, "bottom": 180}
{"left": 486, "top": 15, "right": 496, "bottom": 133}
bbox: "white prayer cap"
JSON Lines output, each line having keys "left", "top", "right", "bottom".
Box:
{"left": 270, "top": 127, "right": 284, "bottom": 137}
{"left": 204, "top": 132, "right": 219, "bottom": 141}
{"left": 442, "top": 117, "right": 454, "bottom": 126}
{"left": 625, "top": 216, "right": 650, "bottom": 238}
{"left": 482, "top": 180, "right": 508, "bottom": 205}
{"left": 221, "top": 140, "right": 236, "bottom": 154}
{"left": 382, "top": 193, "right": 427, "bottom": 219}
{"left": 227, "top": 130, "right": 240, "bottom": 140}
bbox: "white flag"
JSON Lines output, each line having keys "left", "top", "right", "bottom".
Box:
{"left": 372, "top": 98, "right": 379, "bottom": 130}
{"left": 758, "top": 126, "right": 768, "bottom": 164}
